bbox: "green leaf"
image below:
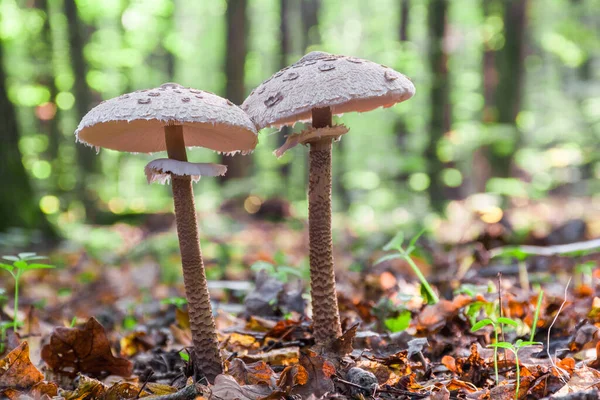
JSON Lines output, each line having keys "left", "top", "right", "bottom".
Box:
{"left": 21, "top": 256, "right": 48, "bottom": 261}
{"left": 488, "top": 342, "right": 515, "bottom": 350}
{"left": 17, "top": 252, "right": 38, "bottom": 260}
{"left": 277, "top": 266, "right": 303, "bottom": 278}
{"left": 471, "top": 318, "right": 495, "bottom": 332}
{"left": 383, "top": 231, "right": 404, "bottom": 251}
{"left": 497, "top": 317, "right": 519, "bottom": 327}
{"left": 2, "top": 256, "right": 18, "bottom": 262}
{"left": 408, "top": 227, "right": 427, "bottom": 250}
{"left": 250, "top": 261, "right": 275, "bottom": 274}
{"left": 0, "top": 263, "right": 13, "bottom": 272}
{"left": 22, "top": 263, "right": 55, "bottom": 270}
{"left": 515, "top": 340, "right": 542, "bottom": 348}
{"left": 384, "top": 310, "right": 411, "bottom": 333}
{"left": 13, "top": 260, "right": 27, "bottom": 269}
{"left": 374, "top": 253, "right": 402, "bottom": 265}
{"left": 179, "top": 351, "right": 190, "bottom": 362}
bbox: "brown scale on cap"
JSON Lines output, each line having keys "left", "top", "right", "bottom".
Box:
{"left": 243, "top": 52, "right": 415, "bottom": 345}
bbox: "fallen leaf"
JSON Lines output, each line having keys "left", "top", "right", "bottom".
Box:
{"left": 41, "top": 317, "right": 133, "bottom": 378}
{"left": 322, "top": 322, "right": 358, "bottom": 357}
{"left": 211, "top": 374, "right": 272, "bottom": 400}
{"left": 290, "top": 352, "right": 335, "bottom": 398}
{"left": 0, "top": 342, "right": 43, "bottom": 389}
{"left": 228, "top": 359, "right": 275, "bottom": 386}
{"left": 60, "top": 375, "right": 106, "bottom": 399}
{"left": 554, "top": 365, "right": 600, "bottom": 396}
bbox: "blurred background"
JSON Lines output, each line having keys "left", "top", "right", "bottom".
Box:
{"left": 1, "top": 0, "right": 599, "bottom": 251}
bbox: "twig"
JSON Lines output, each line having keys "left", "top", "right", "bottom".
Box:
{"left": 490, "top": 238, "right": 600, "bottom": 258}
{"left": 136, "top": 370, "right": 154, "bottom": 399}
{"left": 547, "top": 278, "right": 571, "bottom": 386}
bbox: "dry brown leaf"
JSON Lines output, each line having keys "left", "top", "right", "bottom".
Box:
{"left": 554, "top": 365, "right": 600, "bottom": 396}
{"left": 119, "top": 331, "right": 154, "bottom": 357}
{"left": 322, "top": 322, "right": 358, "bottom": 358}
{"left": 228, "top": 359, "right": 275, "bottom": 386}
{"left": 211, "top": 374, "right": 272, "bottom": 400}
{"left": 290, "top": 352, "right": 336, "bottom": 398}
{"left": 41, "top": 317, "right": 133, "bottom": 378}
{"left": 277, "top": 364, "right": 309, "bottom": 393}
{"left": 242, "top": 346, "right": 300, "bottom": 366}
{"left": 0, "top": 341, "right": 44, "bottom": 389}
{"left": 61, "top": 375, "right": 107, "bottom": 399}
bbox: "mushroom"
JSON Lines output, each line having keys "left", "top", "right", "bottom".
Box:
{"left": 242, "top": 52, "right": 415, "bottom": 344}
{"left": 75, "top": 82, "right": 257, "bottom": 382}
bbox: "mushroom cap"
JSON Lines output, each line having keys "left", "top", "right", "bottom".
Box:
{"left": 241, "top": 51, "right": 415, "bottom": 129}
{"left": 76, "top": 83, "right": 258, "bottom": 153}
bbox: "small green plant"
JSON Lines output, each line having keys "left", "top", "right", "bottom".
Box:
{"left": 472, "top": 290, "right": 544, "bottom": 399}
{"left": 574, "top": 261, "right": 595, "bottom": 288}
{"left": 384, "top": 309, "right": 412, "bottom": 333}
{"left": 161, "top": 296, "right": 188, "bottom": 309}
{"left": 376, "top": 229, "right": 439, "bottom": 304}
{"left": 250, "top": 261, "right": 305, "bottom": 283}
{"left": 471, "top": 315, "right": 519, "bottom": 385}
{"left": 0, "top": 253, "right": 55, "bottom": 330}
{"left": 0, "top": 320, "right": 22, "bottom": 354}
{"left": 488, "top": 339, "right": 542, "bottom": 399}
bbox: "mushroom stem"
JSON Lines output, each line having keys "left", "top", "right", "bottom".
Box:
{"left": 308, "top": 107, "right": 342, "bottom": 344}
{"left": 164, "top": 124, "right": 223, "bottom": 382}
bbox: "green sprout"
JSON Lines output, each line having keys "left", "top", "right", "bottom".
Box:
{"left": 471, "top": 316, "right": 519, "bottom": 385}
{"left": 0, "top": 320, "right": 22, "bottom": 354}
{"left": 488, "top": 339, "right": 542, "bottom": 399}
{"left": 250, "top": 261, "right": 305, "bottom": 283}
{"left": 376, "top": 229, "right": 439, "bottom": 305}
{"left": 0, "top": 253, "right": 55, "bottom": 331}
{"left": 161, "top": 296, "right": 188, "bottom": 309}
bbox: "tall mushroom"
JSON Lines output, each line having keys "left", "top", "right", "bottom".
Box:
{"left": 242, "top": 52, "right": 415, "bottom": 344}
{"left": 75, "top": 83, "right": 257, "bottom": 382}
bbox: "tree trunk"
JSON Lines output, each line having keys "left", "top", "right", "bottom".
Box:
{"left": 425, "top": 0, "right": 451, "bottom": 211}
{"left": 278, "top": 0, "right": 292, "bottom": 181}
{"left": 0, "top": 43, "right": 55, "bottom": 236}
{"left": 394, "top": 0, "right": 410, "bottom": 182}
{"left": 490, "top": 0, "right": 527, "bottom": 177}
{"left": 34, "top": 0, "right": 61, "bottom": 161}
{"left": 220, "top": 0, "right": 251, "bottom": 182}
{"left": 399, "top": 0, "right": 410, "bottom": 42}
{"left": 301, "top": 0, "right": 321, "bottom": 51}
{"left": 64, "top": 0, "right": 99, "bottom": 220}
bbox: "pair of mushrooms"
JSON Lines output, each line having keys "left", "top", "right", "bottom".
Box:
{"left": 75, "top": 51, "right": 415, "bottom": 383}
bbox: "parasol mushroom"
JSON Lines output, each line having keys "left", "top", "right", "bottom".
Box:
{"left": 75, "top": 82, "right": 257, "bottom": 382}
{"left": 242, "top": 51, "right": 415, "bottom": 344}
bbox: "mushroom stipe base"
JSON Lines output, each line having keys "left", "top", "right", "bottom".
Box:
{"left": 165, "top": 125, "right": 223, "bottom": 382}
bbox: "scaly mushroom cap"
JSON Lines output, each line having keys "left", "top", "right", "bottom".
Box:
{"left": 76, "top": 83, "right": 257, "bottom": 153}
{"left": 242, "top": 51, "right": 415, "bottom": 129}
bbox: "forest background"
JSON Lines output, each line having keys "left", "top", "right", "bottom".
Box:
{"left": 1, "top": 0, "right": 599, "bottom": 250}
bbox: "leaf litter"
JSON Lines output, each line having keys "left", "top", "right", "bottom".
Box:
{"left": 2, "top": 202, "right": 600, "bottom": 398}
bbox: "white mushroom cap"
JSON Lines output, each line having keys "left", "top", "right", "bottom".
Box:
{"left": 145, "top": 158, "right": 227, "bottom": 184}
{"left": 76, "top": 83, "right": 258, "bottom": 153}
{"left": 241, "top": 51, "right": 415, "bottom": 129}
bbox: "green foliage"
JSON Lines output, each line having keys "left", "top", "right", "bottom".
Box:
{"left": 376, "top": 228, "right": 439, "bottom": 305}
{"left": 487, "top": 339, "right": 543, "bottom": 399}
{"left": 0, "top": 253, "right": 55, "bottom": 331}
{"left": 384, "top": 309, "right": 411, "bottom": 333}
{"left": 161, "top": 296, "right": 188, "bottom": 309}
{"left": 250, "top": 260, "right": 307, "bottom": 283}
{"left": 530, "top": 290, "right": 544, "bottom": 342}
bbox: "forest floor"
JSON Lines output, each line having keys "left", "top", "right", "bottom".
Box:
{"left": 2, "top": 196, "right": 600, "bottom": 399}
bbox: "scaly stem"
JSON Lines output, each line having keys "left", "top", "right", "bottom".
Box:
{"left": 307, "top": 107, "right": 342, "bottom": 344}
{"left": 165, "top": 125, "right": 223, "bottom": 383}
